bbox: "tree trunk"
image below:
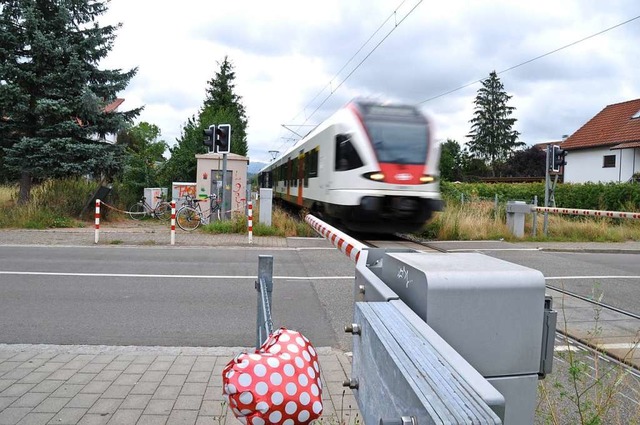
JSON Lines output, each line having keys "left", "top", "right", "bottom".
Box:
{"left": 18, "top": 171, "right": 32, "bottom": 205}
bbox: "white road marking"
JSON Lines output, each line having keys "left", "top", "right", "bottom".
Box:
{"left": 546, "top": 276, "right": 640, "bottom": 280}
{"left": 596, "top": 342, "right": 639, "bottom": 350}
{"left": 0, "top": 271, "right": 353, "bottom": 280}
{"left": 445, "top": 248, "right": 542, "bottom": 252}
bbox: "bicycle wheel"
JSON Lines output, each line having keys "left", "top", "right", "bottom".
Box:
{"left": 176, "top": 207, "right": 202, "bottom": 231}
{"left": 155, "top": 202, "right": 171, "bottom": 221}
{"left": 128, "top": 202, "right": 146, "bottom": 220}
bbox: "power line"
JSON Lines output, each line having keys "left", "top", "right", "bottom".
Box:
{"left": 272, "top": 0, "right": 423, "bottom": 155}
{"left": 304, "top": 0, "right": 423, "bottom": 128}
{"left": 416, "top": 14, "right": 640, "bottom": 105}
{"left": 295, "top": 0, "right": 409, "bottom": 121}
{"left": 303, "top": 0, "right": 423, "bottom": 126}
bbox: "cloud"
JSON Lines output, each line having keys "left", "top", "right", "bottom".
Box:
{"left": 99, "top": 0, "right": 640, "bottom": 163}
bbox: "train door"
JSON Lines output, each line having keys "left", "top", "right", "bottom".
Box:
{"left": 297, "top": 150, "right": 304, "bottom": 205}
{"left": 285, "top": 158, "right": 291, "bottom": 199}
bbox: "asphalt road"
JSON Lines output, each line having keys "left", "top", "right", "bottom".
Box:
{"left": 0, "top": 245, "right": 357, "bottom": 349}
{"left": 479, "top": 250, "right": 640, "bottom": 314}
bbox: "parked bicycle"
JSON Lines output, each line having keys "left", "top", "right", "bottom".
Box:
{"left": 129, "top": 196, "right": 171, "bottom": 221}
{"left": 176, "top": 194, "right": 221, "bottom": 231}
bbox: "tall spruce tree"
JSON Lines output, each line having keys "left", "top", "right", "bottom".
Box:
{"left": 160, "top": 57, "right": 248, "bottom": 185}
{"left": 466, "top": 71, "right": 522, "bottom": 176}
{"left": 203, "top": 56, "right": 248, "bottom": 157}
{"left": 0, "top": 0, "right": 140, "bottom": 202}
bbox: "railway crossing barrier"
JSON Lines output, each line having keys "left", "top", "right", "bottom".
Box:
{"left": 506, "top": 201, "right": 640, "bottom": 237}
{"left": 305, "top": 214, "right": 556, "bottom": 424}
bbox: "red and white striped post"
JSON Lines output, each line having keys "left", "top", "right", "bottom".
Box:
{"left": 248, "top": 201, "right": 253, "bottom": 244}
{"left": 94, "top": 199, "right": 100, "bottom": 244}
{"left": 170, "top": 201, "right": 176, "bottom": 245}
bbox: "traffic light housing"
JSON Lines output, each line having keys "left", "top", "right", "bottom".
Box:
{"left": 203, "top": 125, "right": 215, "bottom": 152}
{"left": 216, "top": 124, "right": 231, "bottom": 154}
{"left": 551, "top": 145, "right": 567, "bottom": 172}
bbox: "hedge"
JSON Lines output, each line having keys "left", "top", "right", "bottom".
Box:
{"left": 440, "top": 181, "right": 640, "bottom": 212}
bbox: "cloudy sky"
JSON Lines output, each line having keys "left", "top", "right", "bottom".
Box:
{"left": 100, "top": 0, "right": 640, "bottom": 164}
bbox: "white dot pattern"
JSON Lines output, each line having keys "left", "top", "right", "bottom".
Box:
{"left": 222, "top": 328, "right": 323, "bottom": 424}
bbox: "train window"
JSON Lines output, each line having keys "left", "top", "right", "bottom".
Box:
{"left": 309, "top": 148, "right": 318, "bottom": 177}
{"left": 291, "top": 158, "right": 297, "bottom": 187}
{"left": 304, "top": 153, "right": 309, "bottom": 187}
{"left": 335, "top": 134, "right": 363, "bottom": 171}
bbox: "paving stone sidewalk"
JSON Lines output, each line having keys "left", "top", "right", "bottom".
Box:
{"left": 0, "top": 345, "right": 359, "bottom": 425}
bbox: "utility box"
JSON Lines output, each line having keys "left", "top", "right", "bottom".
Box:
{"left": 259, "top": 188, "right": 273, "bottom": 226}
{"left": 172, "top": 182, "right": 197, "bottom": 208}
{"left": 355, "top": 250, "right": 554, "bottom": 424}
{"left": 143, "top": 188, "right": 168, "bottom": 210}
{"left": 195, "top": 153, "right": 249, "bottom": 218}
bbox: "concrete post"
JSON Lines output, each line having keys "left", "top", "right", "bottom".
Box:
{"left": 506, "top": 201, "right": 530, "bottom": 238}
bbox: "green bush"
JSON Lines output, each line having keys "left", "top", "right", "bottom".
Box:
{"left": 441, "top": 181, "right": 640, "bottom": 211}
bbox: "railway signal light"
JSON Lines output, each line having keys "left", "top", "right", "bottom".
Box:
{"left": 551, "top": 145, "right": 568, "bottom": 172}
{"left": 216, "top": 124, "right": 231, "bottom": 154}
{"left": 203, "top": 125, "right": 215, "bottom": 152}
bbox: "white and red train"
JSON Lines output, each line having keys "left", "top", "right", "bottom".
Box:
{"left": 258, "top": 99, "right": 443, "bottom": 233}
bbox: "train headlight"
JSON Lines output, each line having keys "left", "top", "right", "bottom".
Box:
{"left": 419, "top": 175, "right": 436, "bottom": 183}
{"left": 363, "top": 172, "right": 385, "bottom": 181}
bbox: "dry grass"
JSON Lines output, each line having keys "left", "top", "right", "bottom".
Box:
{"left": 0, "top": 184, "right": 17, "bottom": 205}
{"left": 422, "top": 201, "right": 509, "bottom": 240}
{"left": 421, "top": 200, "right": 640, "bottom": 242}
{"left": 528, "top": 213, "right": 640, "bottom": 242}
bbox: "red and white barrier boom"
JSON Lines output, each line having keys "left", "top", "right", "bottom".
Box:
{"left": 305, "top": 214, "right": 365, "bottom": 263}
{"left": 535, "top": 206, "right": 640, "bottom": 219}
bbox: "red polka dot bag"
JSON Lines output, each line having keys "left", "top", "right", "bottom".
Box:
{"left": 222, "top": 328, "right": 323, "bottom": 424}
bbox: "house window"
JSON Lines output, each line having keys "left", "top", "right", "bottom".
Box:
{"left": 603, "top": 155, "right": 616, "bottom": 168}
{"left": 632, "top": 109, "right": 640, "bottom": 119}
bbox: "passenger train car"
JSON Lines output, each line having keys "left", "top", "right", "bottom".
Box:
{"left": 258, "top": 99, "right": 443, "bottom": 233}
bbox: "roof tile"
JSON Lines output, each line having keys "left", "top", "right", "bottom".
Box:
{"left": 562, "top": 98, "right": 640, "bottom": 150}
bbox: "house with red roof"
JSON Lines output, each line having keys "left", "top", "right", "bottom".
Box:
{"left": 97, "top": 98, "right": 125, "bottom": 144}
{"left": 561, "top": 98, "right": 640, "bottom": 183}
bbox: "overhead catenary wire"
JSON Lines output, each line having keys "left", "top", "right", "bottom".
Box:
{"left": 293, "top": 0, "right": 410, "bottom": 123}
{"left": 271, "top": 0, "right": 423, "bottom": 156}
{"left": 416, "top": 14, "right": 640, "bottom": 105}
{"left": 301, "top": 0, "right": 423, "bottom": 128}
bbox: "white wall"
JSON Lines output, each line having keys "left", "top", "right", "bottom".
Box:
{"left": 564, "top": 147, "right": 640, "bottom": 183}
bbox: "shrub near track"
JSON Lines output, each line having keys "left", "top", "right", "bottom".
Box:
{"left": 441, "top": 181, "right": 640, "bottom": 211}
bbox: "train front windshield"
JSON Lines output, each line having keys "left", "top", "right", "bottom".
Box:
{"left": 366, "top": 120, "right": 429, "bottom": 165}
{"left": 357, "top": 103, "right": 430, "bottom": 165}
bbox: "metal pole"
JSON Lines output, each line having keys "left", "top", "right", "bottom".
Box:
{"left": 256, "top": 255, "right": 274, "bottom": 349}
{"left": 221, "top": 153, "right": 228, "bottom": 220}
{"left": 532, "top": 195, "right": 538, "bottom": 237}
{"left": 544, "top": 146, "right": 550, "bottom": 236}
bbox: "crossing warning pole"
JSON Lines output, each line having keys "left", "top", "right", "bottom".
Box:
{"left": 94, "top": 200, "right": 100, "bottom": 244}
